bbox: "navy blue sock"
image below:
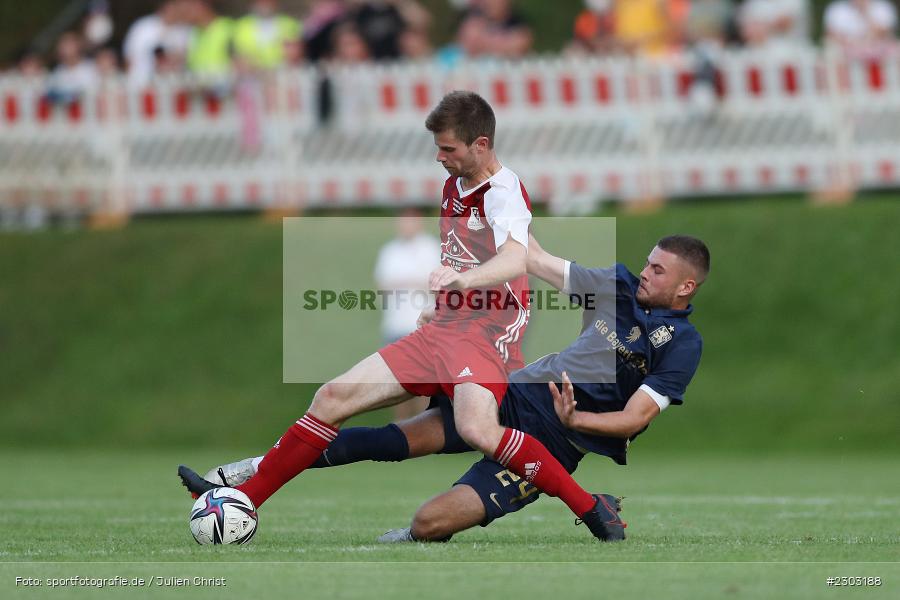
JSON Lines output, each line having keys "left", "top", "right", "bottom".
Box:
{"left": 310, "top": 424, "right": 410, "bottom": 468}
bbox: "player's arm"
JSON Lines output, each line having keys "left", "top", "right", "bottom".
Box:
{"left": 549, "top": 372, "right": 662, "bottom": 438}
{"left": 429, "top": 235, "right": 526, "bottom": 290}
{"left": 526, "top": 231, "right": 567, "bottom": 291}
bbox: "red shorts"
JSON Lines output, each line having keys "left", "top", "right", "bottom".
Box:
{"left": 378, "top": 322, "right": 510, "bottom": 405}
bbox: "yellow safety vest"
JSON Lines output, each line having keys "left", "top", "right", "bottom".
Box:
{"left": 187, "top": 17, "right": 235, "bottom": 76}
{"left": 233, "top": 14, "right": 301, "bottom": 69}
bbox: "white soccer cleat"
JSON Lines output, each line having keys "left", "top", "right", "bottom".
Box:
{"left": 203, "top": 457, "right": 260, "bottom": 487}
{"left": 376, "top": 528, "right": 416, "bottom": 543}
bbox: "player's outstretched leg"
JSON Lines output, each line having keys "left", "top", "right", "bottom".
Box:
{"left": 376, "top": 456, "right": 626, "bottom": 544}
{"left": 231, "top": 353, "right": 411, "bottom": 508}
{"left": 198, "top": 423, "right": 410, "bottom": 488}
{"left": 198, "top": 406, "right": 453, "bottom": 487}
{"left": 178, "top": 353, "right": 411, "bottom": 507}
{"left": 453, "top": 384, "right": 595, "bottom": 516}
{"left": 453, "top": 384, "right": 603, "bottom": 536}
{"left": 491, "top": 426, "right": 596, "bottom": 517}
{"left": 378, "top": 484, "right": 485, "bottom": 543}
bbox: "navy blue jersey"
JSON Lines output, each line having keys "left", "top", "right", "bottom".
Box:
{"left": 509, "top": 262, "right": 702, "bottom": 463}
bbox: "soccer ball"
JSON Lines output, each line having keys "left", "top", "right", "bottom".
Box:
{"left": 189, "top": 488, "right": 258, "bottom": 545}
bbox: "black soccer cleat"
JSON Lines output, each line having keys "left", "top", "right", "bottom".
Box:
{"left": 178, "top": 464, "right": 223, "bottom": 499}
{"left": 577, "top": 494, "right": 627, "bottom": 542}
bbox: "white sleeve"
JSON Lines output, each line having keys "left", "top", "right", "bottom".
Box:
{"left": 123, "top": 20, "right": 151, "bottom": 63}
{"left": 639, "top": 384, "right": 671, "bottom": 412}
{"left": 483, "top": 184, "right": 532, "bottom": 251}
{"left": 562, "top": 260, "right": 573, "bottom": 294}
{"left": 426, "top": 235, "right": 442, "bottom": 269}
{"left": 373, "top": 245, "right": 390, "bottom": 287}
{"left": 122, "top": 25, "right": 138, "bottom": 62}
{"left": 824, "top": 5, "right": 842, "bottom": 33}
{"left": 876, "top": 2, "right": 897, "bottom": 29}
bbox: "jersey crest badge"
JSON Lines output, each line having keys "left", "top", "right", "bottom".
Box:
{"left": 626, "top": 326, "right": 641, "bottom": 343}
{"left": 441, "top": 229, "right": 480, "bottom": 270}
{"left": 649, "top": 325, "right": 673, "bottom": 348}
{"left": 467, "top": 207, "right": 485, "bottom": 231}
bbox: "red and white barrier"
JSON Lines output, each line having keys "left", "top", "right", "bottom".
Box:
{"left": 2, "top": 47, "right": 900, "bottom": 217}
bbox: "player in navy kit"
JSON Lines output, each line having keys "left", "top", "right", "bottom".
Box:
{"left": 201, "top": 234, "right": 710, "bottom": 542}
{"left": 397, "top": 233, "right": 708, "bottom": 541}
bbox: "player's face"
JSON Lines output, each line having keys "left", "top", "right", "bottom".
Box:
{"left": 433, "top": 130, "right": 478, "bottom": 178}
{"left": 636, "top": 247, "right": 696, "bottom": 308}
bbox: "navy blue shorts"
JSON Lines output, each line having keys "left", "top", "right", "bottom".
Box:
{"left": 428, "top": 382, "right": 586, "bottom": 526}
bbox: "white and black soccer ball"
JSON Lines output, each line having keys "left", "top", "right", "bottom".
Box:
{"left": 189, "top": 488, "right": 258, "bottom": 545}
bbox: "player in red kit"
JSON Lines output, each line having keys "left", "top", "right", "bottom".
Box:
{"left": 179, "top": 91, "right": 612, "bottom": 540}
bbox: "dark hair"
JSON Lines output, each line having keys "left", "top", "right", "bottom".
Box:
{"left": 657, "top": 235, "right": 710, "bottom": 281}
{"left": 425, "top": 91, "right": 495, "bottom": 147}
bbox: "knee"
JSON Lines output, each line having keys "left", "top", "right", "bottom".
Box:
{"left": 314, "top": 382, "right": 340, "bottom": 404}
{"left": 310, "top": 382, "right": 348, "bottom": 421}
{"left": 411, "top": 505, "right": 454, "bottom": 542}
{"left": 454, "top": 419, "right": 500, "bottom": 455}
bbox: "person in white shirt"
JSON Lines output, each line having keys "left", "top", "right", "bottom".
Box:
{"left": 46, "top": 32, "right": 98, "bottom": 105}
{"left": 123, "top": 0, "right": 192, "bottom": 89}
{"left": 374, "top": 210, "right": 442, "bottom": 419}
{"left": 825, "top": 0, "right": 898, "bottom": 57}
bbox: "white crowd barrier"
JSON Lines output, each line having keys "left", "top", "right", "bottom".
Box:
{"left": 1, "top": 45, "right": 899, "bottom": 219}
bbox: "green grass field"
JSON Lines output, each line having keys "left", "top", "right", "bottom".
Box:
{"left": 2, "top": 449, "right": 898, "bottom": 598}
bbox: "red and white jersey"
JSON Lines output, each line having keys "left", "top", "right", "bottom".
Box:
{"left": 434, "top": 165, "right": 532, "bottom": 369}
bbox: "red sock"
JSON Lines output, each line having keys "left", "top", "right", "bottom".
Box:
{"left": 494, "top": 428, "right": 596, "bottom": 518}
{"left": 237, "top": 413, "right": 337, "bottom": 508}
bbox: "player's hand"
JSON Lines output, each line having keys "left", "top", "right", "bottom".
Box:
{"left": 416, "top": 306, "right": 435, "bottom": 329}
{"left": 429, "top": 266, "right": 468, "bottom": 291}
{"left": 550, "top": 371, "right": 578, "bottom": 429}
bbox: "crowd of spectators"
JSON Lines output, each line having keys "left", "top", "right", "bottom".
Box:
{"left": 568, "top": 0, "right": 899, "bottom": 57}
{"left": 4, "top": 0, "right": 900, "bottom": 103}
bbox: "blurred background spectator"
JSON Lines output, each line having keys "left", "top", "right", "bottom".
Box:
{"left": 122, "top": 0, "right": 191, "bottom": 89}
{"left": 395, "top": 0, "right": 434, "bottom": 59}
{"left": 373, "top": 210, "right": 441, "bottom": 420}
{"left": 682, "top": 0, "right": 734, "bottom": 114}
{"left": 456, "top": 0, "right": 533, "bottom": 60}
{"left": 614, "top": 0, "right": 673, "bottom": 57}
{"left": 282, "top": 36, "right": 304, "bottom": 66}
{"left": 15, "top": 48, "right": 47, "bottom": 79}
{"left": 93, "top": 45, "right": 120, "bottom": 80}
{"left": 399, "top": 24, "right": 434, "bottom": 60}
{"left": 568, "top": 0, "right": 619, "bottom": 55}
{"left": 45, "top": 31, "right": 98, "bottom": 105}
{"left": 683, "top": 0, "right": 734, "bottom": 49}
{"left": 233, "top": 0, "right": 301, "bottom": 71}
{"left": 185, "top": 0, "right": 235, "bottom": 84}
{"left": 824, "top": 0, "right": 898, "bottom": 58}
{"left": 351, "top": 0, "right": 406, "bottom": 60}
{"left": 330, "top": 21, "right": 372, "bottom": 62}
{"left": 303, "top": 0, "right": 350, "bottom": 62}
